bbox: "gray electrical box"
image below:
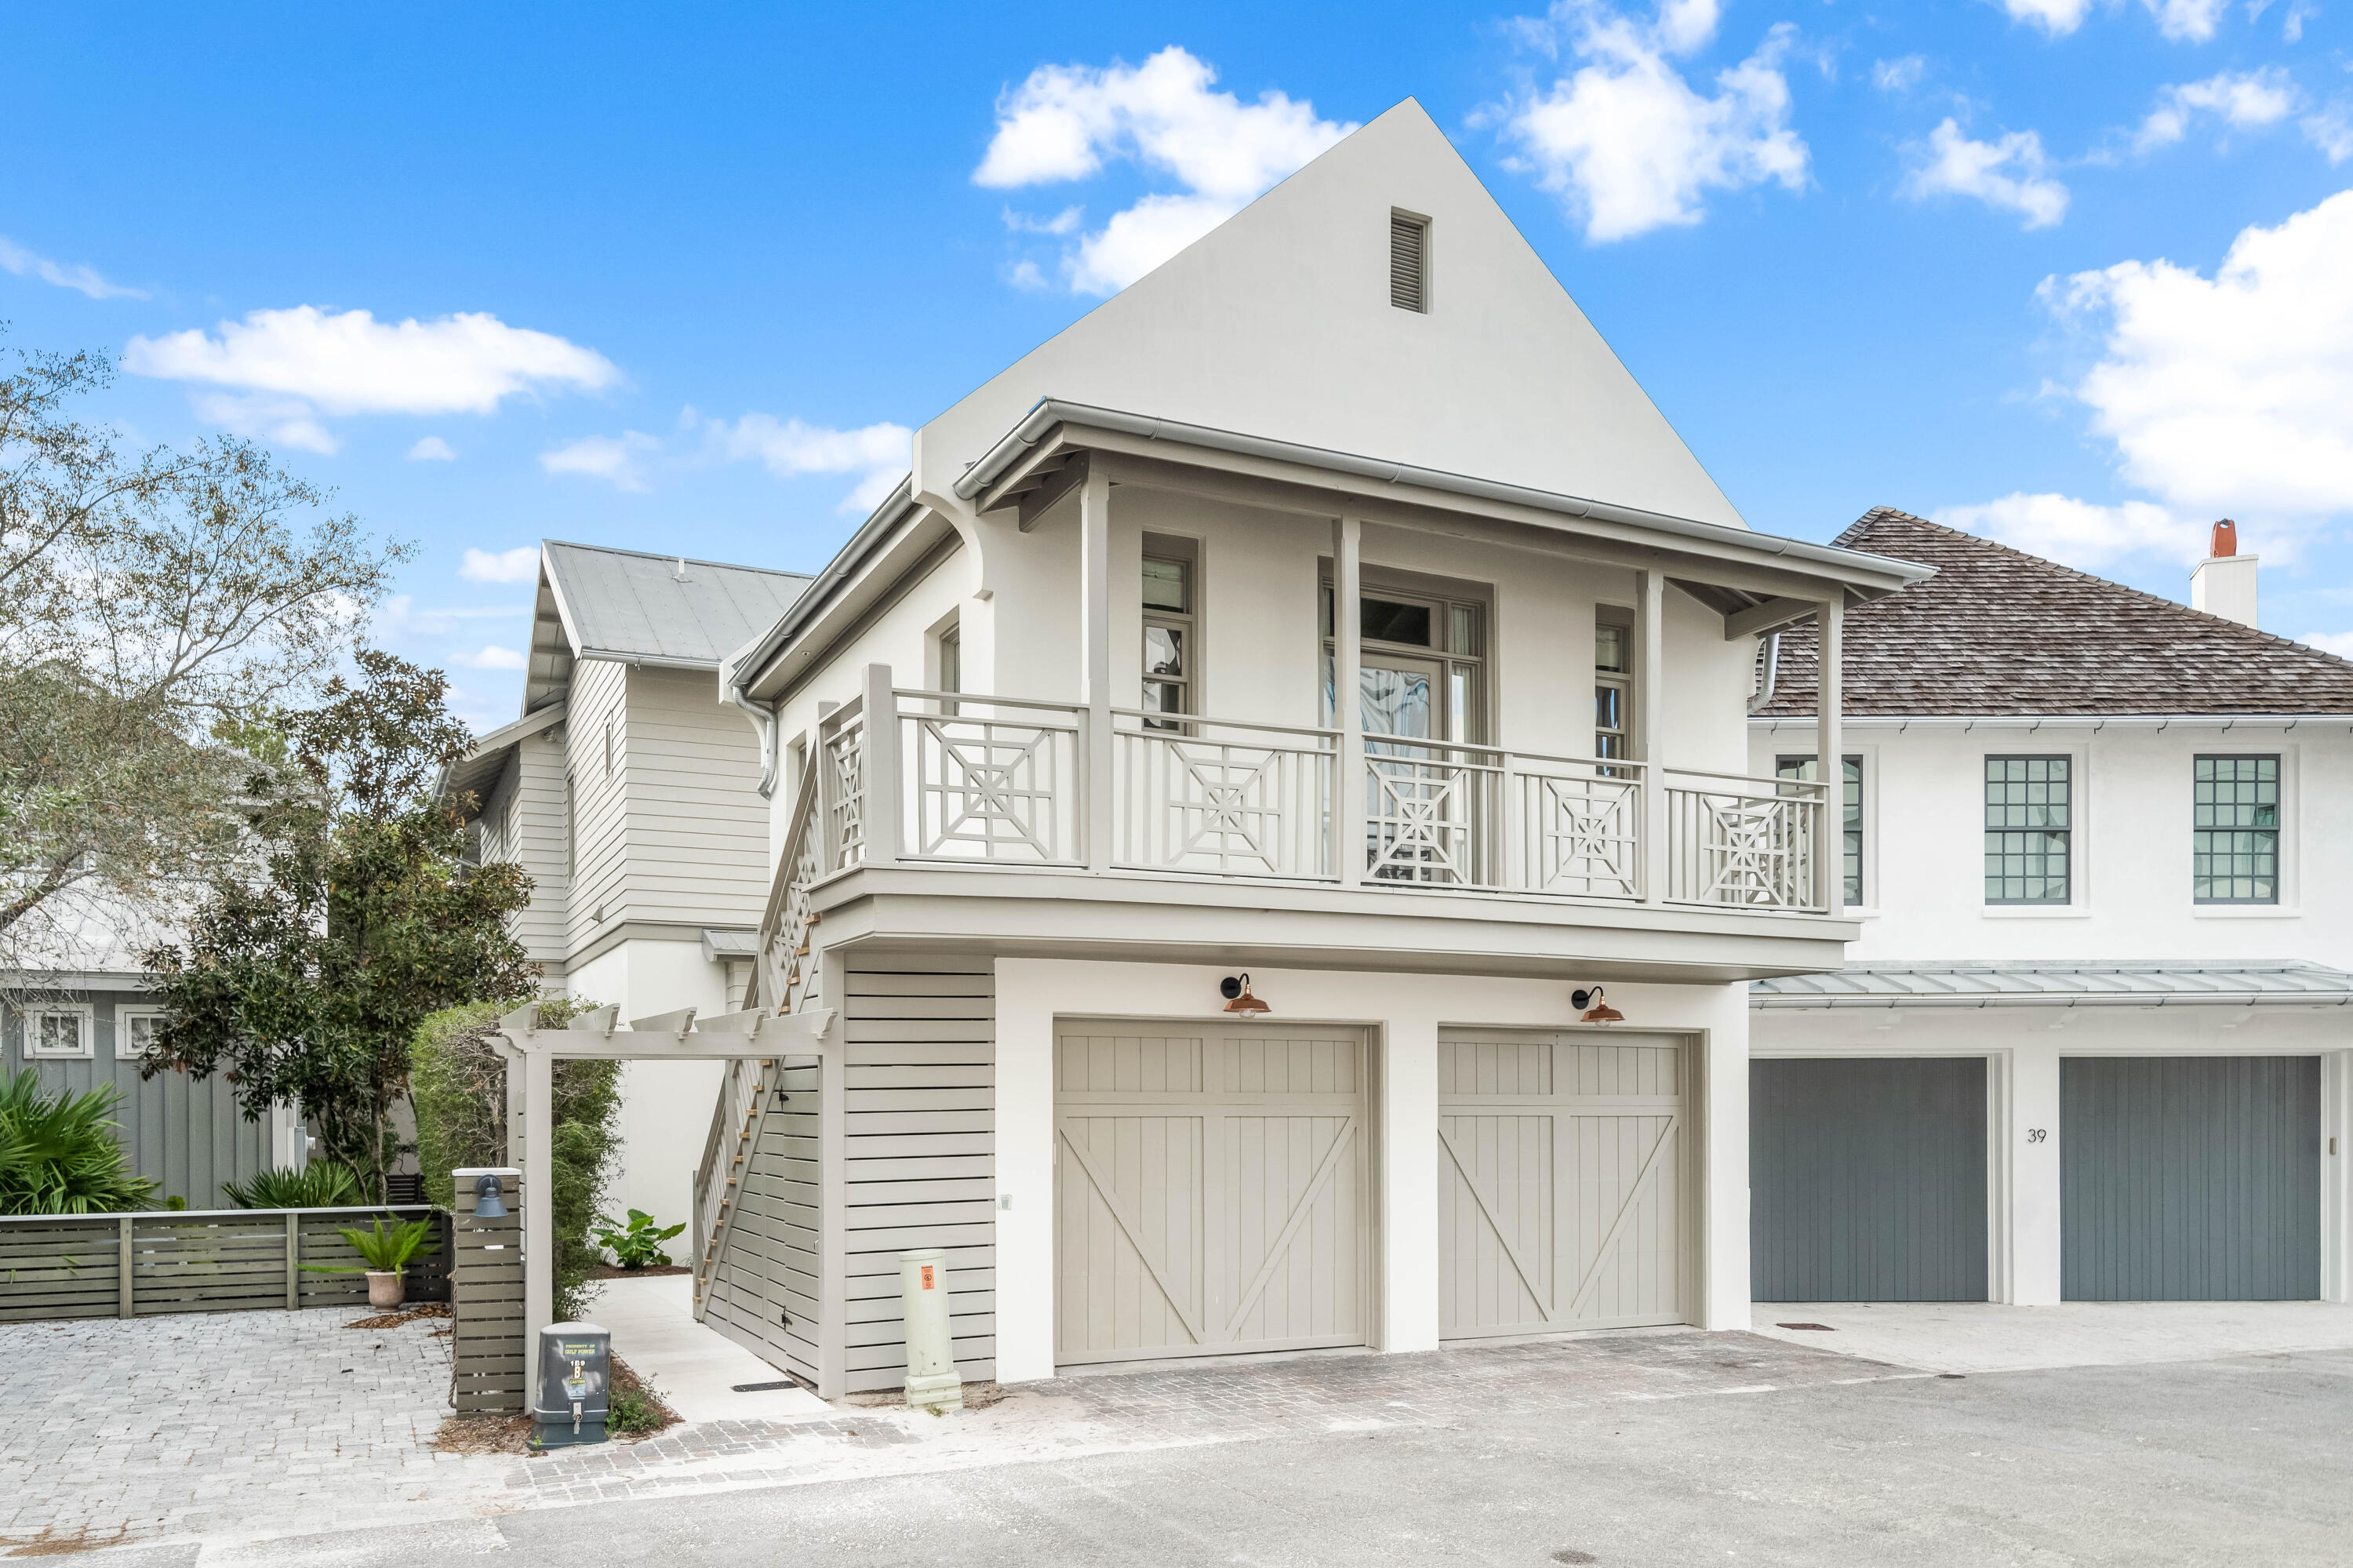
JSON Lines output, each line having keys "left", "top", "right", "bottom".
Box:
{"left": 530, "top": 1322, "right": 611, "bottom": 1449}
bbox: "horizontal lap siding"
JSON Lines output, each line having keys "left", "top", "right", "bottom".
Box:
{"left": 622, "top": 668, "right": 772, "bottom": 930}
{"left": 501, "top": 736, "right": 570, "bottom": 968}
{"left": 845, "top": 956, "right": 995, "bottom": 1392}
{"left": 706, "top": 1057, "right": 822, "bottom": 1384}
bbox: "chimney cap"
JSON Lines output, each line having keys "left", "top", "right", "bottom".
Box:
{"left": 2209, "top": 519, "right": 2238, "bottom": 558}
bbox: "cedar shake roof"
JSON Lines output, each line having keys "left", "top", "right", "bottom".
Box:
{"left": 1754, "top": 508, "right": 2353, "bottom": 718}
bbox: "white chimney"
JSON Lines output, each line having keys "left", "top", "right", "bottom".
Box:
{"left": 2191, "top": 519, "right": 2257, "bottom": 629}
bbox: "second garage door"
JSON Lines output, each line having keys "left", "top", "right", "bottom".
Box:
{"left": 1438, "top": 1030, "right": 1688, "bottom": 1337}
{"left": 1055, "top": 1020, "right": 1369, "bottom": 1367}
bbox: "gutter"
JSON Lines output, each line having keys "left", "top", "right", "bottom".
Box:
{"left": 1751, "top": 714, "right": 2353, "bottom": 731}
{"left": 726, "top": 686, "right": 780, "bottom": 799}
{"left": 723, "top": 478, "right": 918, "bottom": 701}
{"left": 952, "top": 399, "right": 1934, "bottom": 590}
{"left": 1753, "top": 991, "right": 2353, "bottom": 1009}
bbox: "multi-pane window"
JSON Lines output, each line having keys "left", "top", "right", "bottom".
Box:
{"left": 117, "top": 1010, "right": 165, "bottom": 1062}
{"left": 2193, "top": 755, "right": 2279, "bottom": 904}
{"left": 1777, "top": 755, "right": 1864, "bottom": 907}
{"left": 1316, "top": 581, "right": 1488, "bottom": 744}
{"left": 1984, "top": 756, "right": 2071, "bottom": 904}
{"left": 1142, "top": 547, "right": 1194, "bottom": 729}
{"left": 20, "top": 1007, "right": 91, "bottom": 1059}
{"left": 1595, "top": 621, "right": 1630, "bottom": 762}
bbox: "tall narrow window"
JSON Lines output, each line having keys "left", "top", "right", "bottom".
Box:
{"left": 1142, "top": 538, "right": 1196, "bottom": 729}
{"left": 1778, "top": 755, "right": 1864, "bottom": 907}
{"left": 1595, "top": 618, "right": 1631, "bottom": 763}
{"left": 564, "top": 770, "right": 578, "bottom": 880}
{"left": 935, "top": 622, "right": 961, "bottom": 718}
{"left": 1389, "top": 211, "right": 1429, "bottom": 311}
{"left": 1985, "top": 756, "right": 2071, "bottom": 904}
{"left": 602, "top": 715, "right": 618, "bottom": 780}
{"left": 2194, "top": 755, "right": 2278, "bottom": 904}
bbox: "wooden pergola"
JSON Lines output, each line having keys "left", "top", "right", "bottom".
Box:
{"left": 489, "top": 1000, "right": 835, "bottom": 1402}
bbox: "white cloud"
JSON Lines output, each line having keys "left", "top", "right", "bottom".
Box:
{"left": 126, "top": 305, "right": 618, "bottom": 453}
{"left": 1997, "top": 0, "right": 2095, "bottom": 34}
{"left": 696, "top": 414, "right": 913, "bottom": 513}
{"left": 1496, "top": 1, "right": 1809, "bottom": 244}
{"left": 408, "top": 435, "right": 456, "bottom": 461}
{"left": 2133, "top": 67, "right": 2298, "bottom": 151}
{"left": 1002, "top": 206, "right": 1083, "bottom": 235}
{"left": 2039, "top": 189, "right": 2353, "bottom": 532}
{"left": 0, "top": 235, "right": 147, "bottom": 300}
{"left": 460, "top": 546, "right": 540, "bottom": 584}
{"left": 1933, "top": 493, "right": 2201, "bottom": 570}
{"left": 540, "top": 431, "right": 658, "bottom": 491}
{"left": 453, "top": 645, "right": 528, "bottom": 671}
{"left": 2306, "top": 104, "right": 2353, "bottom": 164}
{"left": 1995, "top": 0, "right": 2228, "bottom": 38}
{"left": 2300, "top": 630, "right": 2353, "bottom": 657}
{"left": 1872, "top": 56, "right": 1926, "bottom": 93}
{"left": 1900, "top": 119, "right": 2069, "bottom": 228}
{"left": 975, "top": 46, "right": 1355, "bottom": 293}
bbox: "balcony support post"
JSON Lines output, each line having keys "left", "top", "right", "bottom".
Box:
{"left": 1333, "top": 515, "right": 1364, "bottom": 886}
{"left": 816, "top": 698, "right": 841, "bottom": 870}
{"left": 1635, "top": 569, "right": 1667, "bottom": 904}
{"left": 1814, "top": 598, "right": 1843, "bottom": 915}
{"left": 862, "top": 664, "right": 902, "bottom": 867}
{"left": 1080, "top": 463, "right": 1114, "bottom": 875}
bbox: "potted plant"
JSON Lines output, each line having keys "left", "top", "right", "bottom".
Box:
{"left": 592, "top": 1209, "right": 687, "bottom": 1270}
{"left": 304, "top": 1215, "right": 437, "bottom": 1308}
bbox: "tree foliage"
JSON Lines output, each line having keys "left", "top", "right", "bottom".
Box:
{"left": 143, "top": 650, "right": 537, "bottom": 1202}
{"left": 0, "top": 1070, "right": 158, "bottom": 1215}
{"left": 412, "top": 999, "right": 621, "bottom": 1320}
{"left": 0, "top": 334, "right": 408, "bottom": 982}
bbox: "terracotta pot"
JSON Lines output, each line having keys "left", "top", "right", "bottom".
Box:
{"left": 365, "top": 1271, "right": 406, "bottom": 1309}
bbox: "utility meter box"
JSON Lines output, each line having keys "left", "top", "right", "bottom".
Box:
{"left": 531, "top": 1322, "right": 611, "bottom": 1449}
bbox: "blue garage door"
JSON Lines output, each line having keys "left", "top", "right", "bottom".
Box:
{"left": 1751, "top": 1057, "right": 1988, "bottom": 1303}
{"left": 2062, "top": 1056, "right": 2318, "bottom": 1301}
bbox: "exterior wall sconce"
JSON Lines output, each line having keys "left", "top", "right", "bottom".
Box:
{"left": 1573, "top": 987, "right": 1624, "bottom": 1024}
{"left": 471, "top": 1172, "right": 510, "bottom": 1221}
{"left": 1220, "top": 974, "right": 1271, "bottom": 1015}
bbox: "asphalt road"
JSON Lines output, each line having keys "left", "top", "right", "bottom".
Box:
{"left": 101, "top": 1344, "right": 2353, "bottom": 1567}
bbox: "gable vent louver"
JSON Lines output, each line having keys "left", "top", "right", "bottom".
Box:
{"left": 1389, "top": 212, "right": 1428, "bottom": 312}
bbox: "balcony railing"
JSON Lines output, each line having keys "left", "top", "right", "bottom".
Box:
{"left": 810, "top": 671, "right": 1829, "bottom": 914}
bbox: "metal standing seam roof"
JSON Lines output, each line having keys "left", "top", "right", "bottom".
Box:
{"left": 528, "top": 541, "right": 813, "bottom": 711}
{"left": 1751, "top": 962, "right": 2353, "bottom": 1008}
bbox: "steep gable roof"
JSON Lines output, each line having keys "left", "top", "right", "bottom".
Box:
{"left": 1755, "top": 508, "right": 2353, "bottom": 718}
{"left": 915, "top": 98, "right": 1745, "bottom": 530}
{"left": 526, "top": 542, "right": 812, "bottom": 711}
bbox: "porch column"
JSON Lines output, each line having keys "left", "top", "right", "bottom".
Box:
{"left": 522, "top": 1044, "right": 553, "bottom": 1406}
{"left": 1080, "top": 463, "right": 1113, "bottom": 874}
{"left": 816, "top": 942, "right": 852, "bottom": 1397}
{"left": 1814, "top": 599, "right": 1843, "bottom": 915}
{"left": 1379, "top": 1014, "right": 1440, "bottom": 1352}
{"left": 1334, "top": 516, "right": 1364, "bottom": 886}
{"left": 862, "top": 663, "right": 902, "bottom": 866}
{"left": 1635, "top": 569, "right": 1666, "bottom": 904}
{"left": 2009, "top": 1035, "right": 2062, "bottom": 1304}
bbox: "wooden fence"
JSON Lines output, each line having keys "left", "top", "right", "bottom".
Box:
{"left": 0, "top": 1206, "right": 450, "bottom": 1322}
{"left": 449, "top": 1168, "right": 526, "bottom": 1413}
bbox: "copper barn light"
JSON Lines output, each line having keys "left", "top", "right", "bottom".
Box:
{"left": 1220, "top": 974, "right": 1272, "bottom": 1015}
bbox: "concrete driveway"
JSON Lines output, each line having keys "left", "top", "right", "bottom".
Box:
{"left": 1752, "top": 1300, "right": 2353, "bottom": 1373}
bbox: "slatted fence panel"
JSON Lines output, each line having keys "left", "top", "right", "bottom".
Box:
{"left": 844, "top": 955, "right": 995, "bottom": 1392}
{"left": 0, "top": 1218, "right": 123, "bottom": 1322}
{"left": 449, "top": 1173, "right": 526, "bottom": 1412}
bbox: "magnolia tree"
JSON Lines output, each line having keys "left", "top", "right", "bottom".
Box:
{"left": 0, "top": 336, "right": 406, "bottom": 988}
{"left": 144, "top": 651, "right": 538, "bottom": 1201}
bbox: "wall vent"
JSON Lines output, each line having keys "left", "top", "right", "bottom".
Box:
{"left": 1389, "top": 212, "right": 1429, "bottom": 312}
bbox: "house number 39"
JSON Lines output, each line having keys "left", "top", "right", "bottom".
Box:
{"left": 2026, "top": 1128, "right": 2048, "bottom": 1142}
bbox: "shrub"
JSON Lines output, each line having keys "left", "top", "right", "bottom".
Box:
{"left": 594, "top": 1209, "right": 686, "bottom": 1268}
{"left": 411, "top": 999, "right": 620, "bottom": 1320}
{"left": 0, "top": 1071, "right": 158, "bottom": 1215}
{"left": 302, "top": 1215, "right": 436, "bottom": 1274}
{"left": 222, "top": 1162, "right": 364, "bottom": 1209}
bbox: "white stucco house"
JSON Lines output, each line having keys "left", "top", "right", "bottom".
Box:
{"left": 682, "top": 100, "right": 1934, "bottom": 1397}
{"left": 444, "top": 540, "right": 810, "bottom": 1230}
{"left": 1747, "top": 511, "right": 2353, "bottom": 1307}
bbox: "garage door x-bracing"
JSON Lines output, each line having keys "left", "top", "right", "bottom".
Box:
{"left": 1056, "top": 1024, "right": 1367, "bottom": 1366}
{"left": 1439, "top": 1032, "right": 1686, "bottom": 1337}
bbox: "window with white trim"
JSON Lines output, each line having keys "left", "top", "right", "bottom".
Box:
{"left": 115, "top": 1006, "right": 166, "bottom": 1062}
{"left": 1142, "top": 535, "right": 1198, "bottom": 730}
{"left": 1777, "top": 754, "right": 1864, "bottom": 907}
{"left": 1985, "top": 755, "right": 2071, "bottom": 904}
{"left": 18, "top": 1004, "right": 93, "bottom": 1060}
{"left": 2193, "top": 754, "right": 2279, "bottom": 904}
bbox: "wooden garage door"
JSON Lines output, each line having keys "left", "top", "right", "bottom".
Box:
{"left": 1438, "top": 1031, "right": 1686, "bottom": 1338}
{"left": 1056, "top": 1021, "right": 1368, "bottom": 1366}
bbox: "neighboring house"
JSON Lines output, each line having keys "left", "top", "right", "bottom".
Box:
{"left": 442, "top": 540, "right": 811, "bottom": 1232}
{"left": 1748, "top": 511, "right": 2353, "bottom": 1306}
{"left": 5, "top": 904, "right": 304, "bottom": 1209}
{"left": 694, "top": 100, "right": 1929, "bottom": 1397}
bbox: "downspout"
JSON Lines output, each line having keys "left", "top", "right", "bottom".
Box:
{"left": 726, "top": 687, "right": 780, "bottom": 799}
{"left": 1747, "top": 631, "right": 1782, "bottom": 715}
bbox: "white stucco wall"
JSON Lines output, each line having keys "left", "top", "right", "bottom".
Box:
{"left": 566, "top": 937, "right": 729, "bottom": 1247}
{"left": 992, "top": 958, "right": 1751, "bottom": 1384}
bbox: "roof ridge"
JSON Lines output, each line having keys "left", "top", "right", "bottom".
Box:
{"left": 541, "top": 538, "right": 815, "bottom": 580}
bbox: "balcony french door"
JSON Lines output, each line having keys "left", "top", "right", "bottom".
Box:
{"left": 1361, "top": 654, "right": 1481, "bottom": 883}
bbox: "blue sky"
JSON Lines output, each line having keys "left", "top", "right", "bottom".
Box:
{"left": 5, "top": 0, "right": 2351, "bottom": 729}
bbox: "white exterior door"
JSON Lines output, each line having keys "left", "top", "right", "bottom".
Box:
{"left": 1438, "top": 1030, "right": 1688, "bottom": 1337}
{"left": 1055, "top": 1020, "right": 1369, "bottom": 1366}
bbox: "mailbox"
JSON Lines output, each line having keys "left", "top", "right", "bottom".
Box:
{"left": 531, "top": 1322, "right": 611, "bottom": 1449}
